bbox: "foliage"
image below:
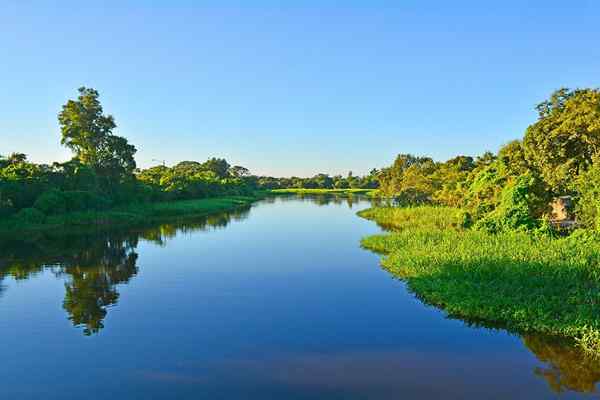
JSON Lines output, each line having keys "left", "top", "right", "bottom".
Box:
{"left": 257, "top": 170, "right": 378, "bottom": 191}
{"left": 0, "top": 195, "right": 261, "bottom": 236}
{"left": 270, "top": 188, "right": 374, "bottom": 195}
{"left": 0, "top": 87, "right": 258, "bottom": 230}
{"left": 33, "top": 189, "right": 67, "bottom": 215}
{"left": 574, "top": 158, "right": 600, "bottom": 229}
{"left": 523, "top": 88, "right": 600, "bottom": 194}
{"left": 15, "top": 208, "right": 46, "bottom": 224}
{"left": 359, "top": 206, "right": 600, "bottom": 358}
{"left": 358, "top": 206, "right": 464, "bottom": 231}
{"left": 473, "top": 174, "right": 543, "bottom": 233}
{"left": 58, "top": 87, "right": 137, "bottom": 193}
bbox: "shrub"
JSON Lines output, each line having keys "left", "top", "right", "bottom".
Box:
{"left": 33, "top": 189, "right": 66, "bottom": 215}
{"left": 15, "top": 207, "right": 46, "bottom": 224}
{"left": 474, "top": 174, "right": 541, "bottom": 233}
{"left": 62, "top": 191, "right": 111, "bottom": 212}
{"left": 574, "top": 160, "right": 600, "bottom": 229}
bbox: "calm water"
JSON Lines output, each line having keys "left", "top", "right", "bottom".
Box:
{"left": 0, "top": 195, "right": 598, "bottom": 399}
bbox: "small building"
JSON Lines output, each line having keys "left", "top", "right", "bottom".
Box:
{"left": 550, "top": 196, "right": 576, "bottom": 229}
{"left": 551, "top": 196, "right": 573, "bottom": 221}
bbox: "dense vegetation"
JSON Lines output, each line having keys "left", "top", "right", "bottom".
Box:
{"left": 360, "top": 87, "right": 600, "bottom": 357}
{"left": 360, "top": 207, "right": 600, "bottom": 353}
{"left": 373, "top": 88, "right": 600, "bottom": 230}
{"left": 256, "top": 170, "right": 378, "bottom": 191}
{"left": 5, "top": 85, "right": 600, "bottom": 357}
{"left": 0, "top": 87, "right": 381, "bottom": 231}
{"left": 0, "top": 88, "right": 260, "bottom": 232}
{"left": 270, "top": 188, "right": 374, "bottom": 195}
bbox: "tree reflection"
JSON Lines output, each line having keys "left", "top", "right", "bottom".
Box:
{"left": 59, "top": 235, "right": 139, "bottom": 335}
{"left": 524, "top": 335, "right": 600, "bottom": 393}
{"left": 441, "top": 315, "right": 600, "bottom": 394}
{"left": 0, "top": 206, "right": 250, "bottom": 335}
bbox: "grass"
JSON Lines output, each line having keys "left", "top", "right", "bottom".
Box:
{"left": 358, "top": 206, "right": 465, "bottom": 231}
{"left": 0, "top": 194, "right": 263, "bottom": 238}
{"left": 358, "top": 205, "right": 600, "bottom": 357}
{"left": 270, "top": 188, "right": 375, "bottom": 195}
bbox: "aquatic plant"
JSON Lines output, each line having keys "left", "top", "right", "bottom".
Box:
{"left": 359, "top": 206, "right": 600, "bottom": 358}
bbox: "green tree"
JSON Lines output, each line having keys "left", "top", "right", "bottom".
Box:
{"left": 574, "top": 158, "right": 600, "bottom": 229}
{"left": 523, "top": 88, "right": 600, "bottom": 194}
{"left": 498, "top": 140, "right": 529, "bottom": 177}
{"left": 58, "top": 87, "right": 137, "bottom": 192}
{"left": 229, "top": 165, "right": 250, "bottom": 178}
{"left": 200, "top": 158, "right": 230, "bottom": 178}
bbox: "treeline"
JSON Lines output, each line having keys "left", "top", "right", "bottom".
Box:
{"left": 376, "top": 87, "right": 600, "bottom": 232}
{"left": 0, "top": 87, "right": 257, "bottom": 224}
{"left": 256, "top": 171, "right": 379, "bottom": 190}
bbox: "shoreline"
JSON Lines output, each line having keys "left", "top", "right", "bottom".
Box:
{"left": 0, "top": 194, "right": 264, "bottom": 239}
{"left": 358, "top": 205, "right": 600, "bottom": 358}
{"left": 269, "top": 188, "right": 376, "bottom": 195}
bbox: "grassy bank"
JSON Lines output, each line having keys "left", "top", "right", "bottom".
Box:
{"left": 358, "top": 206, "right": 600, "bottom": 357}
{"left": 0, "top": 194, "right": 263, "bottom": 237}
{"left": 270, "top": 188, "right": 375, "bottom": 195}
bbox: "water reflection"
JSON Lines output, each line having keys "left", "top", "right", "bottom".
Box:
{"left": 524, "top": 335, "right": 600, "bottom": 393}
{"left": 279, "top": 192, "right": 388, "bottom": 209}
{"left": 0, "top": 206, "right": 251, "bottom": 335}
{"left": 1, "top": 196, "right": 599, "bottom": 396}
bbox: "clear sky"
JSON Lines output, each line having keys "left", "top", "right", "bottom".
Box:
{"left": 2, "top": 1, "right": 599, "bottom": 177}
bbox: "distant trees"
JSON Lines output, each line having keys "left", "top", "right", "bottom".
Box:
{"left": 256, "top": 170, "right": 378, "bottom": 190}
{"left": 136, "top": 158, "right": 256, "bottom": 200}
{"left": 374, "top": 87, "right": 600, "bottom": 231}
{"left": 6, "top": 85, "right": 600, "bottom": 233}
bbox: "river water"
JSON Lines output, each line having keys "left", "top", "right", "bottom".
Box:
{"left": 0, "top": 195, "right": 597, "bottom": 399}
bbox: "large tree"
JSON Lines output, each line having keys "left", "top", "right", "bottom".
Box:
{"left": 523, "top": 88, "right": 600, "bottom": 194}
{"left": 58, "top": 87, "right": 137, "bottom": 189}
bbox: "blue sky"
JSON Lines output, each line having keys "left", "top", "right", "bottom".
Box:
{"left": 1, "top": 1, "right": 599, "bottom": 177}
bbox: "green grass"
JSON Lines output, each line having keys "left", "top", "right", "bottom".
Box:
{"left": 358, "top": 206, "right": 465, "bottom": 231}
{"left": 270, "top": 188, "right": 375, "bottom": 195}
{"left": 359, "top": 205, "right": 600, "bottom": 357}
{"left": 0, "top": 194, "right": 263, "bottom": 237}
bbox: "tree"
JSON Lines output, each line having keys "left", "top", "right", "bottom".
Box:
{"left": 498, "top": 140, "right": 529, "bottom": 177}
{"left": 523, "top": 88, "right": 600, "bottom": 194}
{"left": 229, "top": 165, "right": 250, "bottom": 178}
{"left": 58, "top": 87, "right": 137, "bottom": 191}
{"left": 377, "top": 154, "right": 436, "bottom": 198}
{"left": 574, "top": 157, "right": 600, "bottom": 229}
{"left": 7, "top": 152, "right": 27, "bottom": 164}
{"left": 200, "top": 158, "right": 230, "bottom": 178}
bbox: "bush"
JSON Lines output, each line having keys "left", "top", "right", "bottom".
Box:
{"left": 474, "top": 174, "right": 541, "bottom": 233}
{"left": 63, "top": 191, "right": 111, "bottom": 212}
{"left": 574, "top": 160, "right": 600, "bottom": 229}
{"left": 33, "top": 189, "right": 66, "bottom": 215}
{"left": 0, "top": 203, "right": 15, "bottom": 218}
{"left": 16, "top": 207, "right": 46, "bottom": 224}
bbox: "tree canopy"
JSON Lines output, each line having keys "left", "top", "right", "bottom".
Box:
{"left": 523, "top": 88, "right": 600, "bottom": 194}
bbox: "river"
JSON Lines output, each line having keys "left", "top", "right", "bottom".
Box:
{"left": 0, "top": 194, "right": 597, "bottom": 399}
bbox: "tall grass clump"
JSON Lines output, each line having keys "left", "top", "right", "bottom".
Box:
{"left": 359, "top": 206, "right": 600, "bottom": 358}
{"left": 358, "top": 206, "right": 466, "bottom": 231}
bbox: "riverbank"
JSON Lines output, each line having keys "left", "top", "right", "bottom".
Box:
{"left": 270, "top": 188, "right": 376, "bottom": 195}
{"left": 0, "top": 194, "right": 263, "bottom": 238}
{"left": 358, "top": 206, "right": 600, "bottom": 357}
